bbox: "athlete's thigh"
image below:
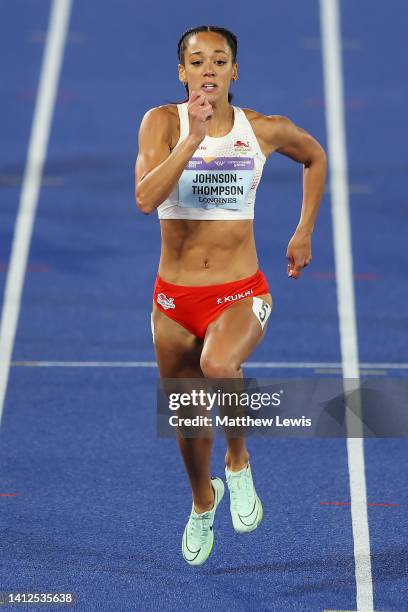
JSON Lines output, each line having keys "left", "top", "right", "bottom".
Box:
{"left": 202, "top": 293, "right": 273, "bottom": 367}
{"left": 151, "top": 303, "right": 203, "bottom": 377}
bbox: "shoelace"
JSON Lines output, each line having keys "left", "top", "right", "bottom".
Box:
{"left": 227, "top": 469, "right": 255, "bottom": 513}
{"left": 189, "top": 510, "right": 212, "bottom": 544}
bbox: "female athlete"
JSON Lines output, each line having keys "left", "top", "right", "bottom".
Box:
{"left": 135, "top": 25, "right": 327, "bottom": 566}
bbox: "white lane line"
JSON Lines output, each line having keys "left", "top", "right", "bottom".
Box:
{"left": 9, "top": 361, "right": 408, "bottom": 369}
{"left": 320, "top": 1, "right": 374, "bottom": 611}
{"left": 11, "top": 361, "right": 160, "bottom": 368}
{"left": 0, "top": 0, "right": 73, "bottom": 426}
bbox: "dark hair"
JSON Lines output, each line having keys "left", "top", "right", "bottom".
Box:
{"left": 177, "top": 25, "right": 238, "bottom": 103}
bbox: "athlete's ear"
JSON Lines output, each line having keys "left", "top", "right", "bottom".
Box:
{"left": 232, "top": 62, "right": 238, "bottom": 81}
{"left": 178, "top": 63, "right": 187, "bottom": 84}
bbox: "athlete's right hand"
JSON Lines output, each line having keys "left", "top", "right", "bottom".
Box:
{"left": 187, "top": 90, "right": 213, "bottom": 142}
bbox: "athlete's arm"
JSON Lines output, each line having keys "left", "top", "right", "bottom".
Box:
{"left": 135, "top": 93, "right": 213, "bottom": 214}
{"left": 260, "top": 115, "right": 327, "bottom": 279}
{"left": 135, "top": 106, "right": 198, "bottom": 214}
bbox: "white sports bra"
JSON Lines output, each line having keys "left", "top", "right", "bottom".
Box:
{"left": 157, "top": 102, "right": 266, "bottom": 221}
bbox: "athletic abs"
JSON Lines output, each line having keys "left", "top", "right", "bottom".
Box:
{"left": 158, "top": 219, "right": 259, "bottom": 286}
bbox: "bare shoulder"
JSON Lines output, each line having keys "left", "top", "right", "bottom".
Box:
{"left": 242, "top": 107, "right": 326, "bottom": 164}
{"left": 241, "top": 108, "right": 293, "bottom": 157}
{"left": 242, "top": 107, "right": 292, "bottom": 130}
{"left": 139, "top": 104, "right": 180, "bottom": 150}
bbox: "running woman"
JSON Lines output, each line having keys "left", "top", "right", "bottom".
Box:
{"left": 135, "top": 25, "right": 327, "bottom": 566}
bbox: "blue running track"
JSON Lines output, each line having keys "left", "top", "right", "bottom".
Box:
{"left": 0, "top": 1, "right": 407, "bottom": 610}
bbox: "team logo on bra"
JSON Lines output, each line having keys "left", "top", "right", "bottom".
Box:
{"left": 234, "top": 139, "right": 250, "bottom": 151}
{"left": 157, "top": 293, "right": 176, "bottom": 310}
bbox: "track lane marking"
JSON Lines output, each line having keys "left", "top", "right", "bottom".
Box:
{"left": 320, "top": 1, "right": 374, "bottom": 610}
{"left": 9, "top": 361, "right": 408, "bottom": 369}
{"left": 0, "top": 0, "right": 73, "bottom": 425}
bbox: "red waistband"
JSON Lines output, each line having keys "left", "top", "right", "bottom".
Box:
{"left": 155, "top": 269, "right": 264, "bottom": 292}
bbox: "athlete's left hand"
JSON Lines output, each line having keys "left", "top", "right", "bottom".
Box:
{"left": 286, "top": 231, "right": 312, "bottom": 280}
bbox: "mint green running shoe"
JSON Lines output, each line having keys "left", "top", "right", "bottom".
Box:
{"left": 225, "top": 463, "right": 263, "bottom": 533}
{"left": 182, "top": 477, "right": 225, "bottom": 566}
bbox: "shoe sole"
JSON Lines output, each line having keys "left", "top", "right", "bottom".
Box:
{"left": 198, "top": 530, "right": 214, "bottom": 565}
{"left": 257, "top": 496, "right": 263, "bottom": 526}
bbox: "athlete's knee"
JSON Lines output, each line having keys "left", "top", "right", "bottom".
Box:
{"left": 200, "top": 355, "right": 241, "bottom": 379}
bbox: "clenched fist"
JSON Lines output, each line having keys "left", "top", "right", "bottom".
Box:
{"left": 187, "top": 90, "right": 214, "bottom": 143}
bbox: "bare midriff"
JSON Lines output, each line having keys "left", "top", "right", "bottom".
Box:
{"left": 158, "top": 218, "right": 259, "bottom": 286}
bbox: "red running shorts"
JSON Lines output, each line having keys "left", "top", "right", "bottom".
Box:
{"left": 153, "top": 269, "right": 270, "bottom": 340}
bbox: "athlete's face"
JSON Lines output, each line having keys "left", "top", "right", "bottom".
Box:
{"left": 178, "top": 32, "right": 238, "bottom": 102}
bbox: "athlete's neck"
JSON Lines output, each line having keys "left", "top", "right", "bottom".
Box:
{"left": 206, "top": 101, "right": 234, "bottom": 138}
